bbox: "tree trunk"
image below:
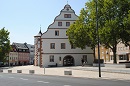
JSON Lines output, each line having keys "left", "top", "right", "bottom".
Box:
{"left": 113, "top": 47, "right": 117, "bottom": 64}
{"left": 93, "top": 48, "right": 96, "bottom": 60}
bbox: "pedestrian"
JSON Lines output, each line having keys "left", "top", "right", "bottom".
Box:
{"left": 81, "top": 58, "right": 84, "bottom": 67}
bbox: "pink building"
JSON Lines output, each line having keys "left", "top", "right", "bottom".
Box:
{"left": 12, "top": 43, "right": 30, "bottom": 65}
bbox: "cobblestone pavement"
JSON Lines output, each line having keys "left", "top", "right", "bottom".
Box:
{"left": 1, "top": 65, "right": 130, "bottom": 81}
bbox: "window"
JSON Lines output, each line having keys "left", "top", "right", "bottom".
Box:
{"left": 66, "top": 22, "right": 70, "bottom": 26}
{"left": 31, "top": 46, "right": 34, "bottom": 48}
{"left": 61, "top": 43, "right": 65, "bottom": 49}
{"left": 119, "top": 55, "right": 128, "bottom": 60}
{"left": 50, "top": 43, "right": 55, "bottom": 49}
{"left": 118, "top": 47, "right": 120, "bottom": 51}
{"left": 64, "top": 14, "right": 71, "bottom": 18}
{"left": 71, "top": 44, "right": 75, "bottom": 49}
{"left": 31, "top": 50, "right": 34, "bottom": 52}
{"left": 55, "top": 30, "right": 59, "bottom": 36}
{"left": 59, "top": 57, "right": 61, "bottom": 61}
{"left": 111, "top": 55, "right": 113, "bottom": 60}
{"left": 19, "top": 49, "right": 22, "bottom": 52}
{"left": 58, "top": 22, "right": 62, "bottom": 26}
{"left": 66, "top": 31, "right": 68, "bottom": 36}
{"left": 120, "top": 47, "right": 123, "bottom": 51}
{"left": 50, "top": 55, "right": 54, "bottom": 62}
{"left": 83, "top": 55, "right": 87, "bottom": 63}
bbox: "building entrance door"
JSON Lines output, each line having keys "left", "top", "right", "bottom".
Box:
{"left": 63, "top": 55, "right": 74, "bottom": 66}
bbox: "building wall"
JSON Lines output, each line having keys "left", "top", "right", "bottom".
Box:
{"left": 42, "top": 29, "right": 68, "bottom": 38}
{"left": 26, "top": 44, "right": 34, "bottom": 64}
{"left": 42, "top": 39, "right": 93, "bottom": 54}
{"left": 9, "top": 52, "right": 18, "bottom": 65}
{"left": 95, "top": 46, "right": 110, "bottom": 62}
{"left": 18, "top": 52, "right": 30, "bottom": 65}
{"left": 42, "top": 54, "right": 93, "bottom": 67}
{"left": 110, "top": 42, "right": 130, "bottom": 63}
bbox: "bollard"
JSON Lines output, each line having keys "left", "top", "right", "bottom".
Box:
{"left": 29, "top": 70, "right": 35, "bottom": 74}
{"left": 8, "top": 70, "right": 12, "bottom": 73}
{"left": 64, "top": 71, "right": 72, "bottom": 75}
{"left": 44, "top": 67, "right": 45, "bottom": 74}
{"left": 17, "top": 70, "right": 22, "bottom": 73}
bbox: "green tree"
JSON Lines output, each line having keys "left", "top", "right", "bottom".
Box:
{"left": 0, "top": 27, "right": 11, "bottom": 62}
{"left": 67, "top": 7, "right": 97, "bottom": 59}
{"left": 98, "top": 0, "right": 130, "bottom": 63}
{"left": 67, "top": 0, "right": 130, "bottom": 64}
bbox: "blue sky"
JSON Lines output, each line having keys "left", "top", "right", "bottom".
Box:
{"left": 0, "top": 0, "right": 88, "bottom": 44}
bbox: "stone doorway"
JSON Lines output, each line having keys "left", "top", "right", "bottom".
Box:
{"left": 63, "top": 55, "right": 74, "bottom": 66}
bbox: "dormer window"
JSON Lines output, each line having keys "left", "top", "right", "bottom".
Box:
{"left": 64, "top": 14, "right": 71, "bottom": 18}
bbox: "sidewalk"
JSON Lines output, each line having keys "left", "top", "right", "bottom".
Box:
{"left": 1, "top": 65, "right": 130, "bottom": 81}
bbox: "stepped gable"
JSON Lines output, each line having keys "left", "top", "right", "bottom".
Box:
{"left": 47, "top": 4, "right": 78, "bottom": 29}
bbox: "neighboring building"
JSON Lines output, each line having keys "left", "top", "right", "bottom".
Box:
{"left": 110, "top": 42, "right": 130, "bottom": 63}
{"left": 25, "top": 43, "right": 35, "bottom": 64}
{"left": 8, "top": 45, "right": 18, "bottom": 66}
{"left": 95, "top": 46, "right": 110, "bottom": 63}
{"left": 34, "top": 4, "right": 94, "bottom": 67}
{"left": 12, "top": 43, "right": 30, "bottom": 65}
{"left": 95, "top": 42, "right": 130, "bottom": 63}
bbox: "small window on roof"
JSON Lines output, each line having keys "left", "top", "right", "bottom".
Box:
{"left": 64, "top": 14, "right": 71, "bottom": 18}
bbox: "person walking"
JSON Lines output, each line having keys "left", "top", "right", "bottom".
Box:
{"left": 81, "top": 58, "right": 84, "bottom": 67}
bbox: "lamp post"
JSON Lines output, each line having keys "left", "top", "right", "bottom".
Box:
{"left": 96, "top": 0, "right": 101, "bottom": 77}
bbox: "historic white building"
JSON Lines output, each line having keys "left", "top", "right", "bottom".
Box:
{"left": 34, "top": 4, "right": 94, "bottom": 67}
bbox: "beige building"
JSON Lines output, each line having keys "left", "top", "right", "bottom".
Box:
{"left": 95, "top": 42, "right": 130, "bottom": 63}
{"left": 95, "top": 46, "right": 110, "bottom": 63}
{"left": 9, "top": 45, "right": 18, "bottom": 66}
{"left": 110, "top": 42, "right": 130, "bottom": 63}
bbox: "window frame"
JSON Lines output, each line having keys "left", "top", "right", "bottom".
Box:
{"left": 55, "top": 30, "right": 59, "bottom": 36}
{"left": 50, "top": 43, "right": 55, "bottom": 49}
{"left": 66, "top": 22, "right": 70, "bottom": 26}
{"left": 58, "top": 22, "right": 62, "bottom": 26}
{"left": 83, "top": 55, "right": 87, "bottom": 63}
{"left": 61, "top": 43, "right": 66, "bottom": 49}
{"left": 50, "top": 55, "right": 54, "bottom": 62}
{"left": 59, "top": 57, "right": 61, "bottom": 61}
{"left": 71, "top": 44, "right": 75, "bottom": 49}
{"left": 64, "top": 14, "right": 71, "bottom": 18}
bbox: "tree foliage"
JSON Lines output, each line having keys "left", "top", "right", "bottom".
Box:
{"left": 67, "top": 8, "right": 97, "bottom": 59}
{"left": 98, "top": 0, "right": 130, "bottom": 63}
{"left": 0, "top": 27, "right": 11, "bottom": 61}
{"left": 67, "top": 0, "right": 130, "bottom": 63}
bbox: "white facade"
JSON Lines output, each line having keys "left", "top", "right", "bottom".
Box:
{"left": 34, "top": 4, "right": 94, "bottom": 67}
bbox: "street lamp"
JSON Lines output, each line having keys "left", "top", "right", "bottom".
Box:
{"left": 96, "top": 0, "right": 101, "bottom": 77}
